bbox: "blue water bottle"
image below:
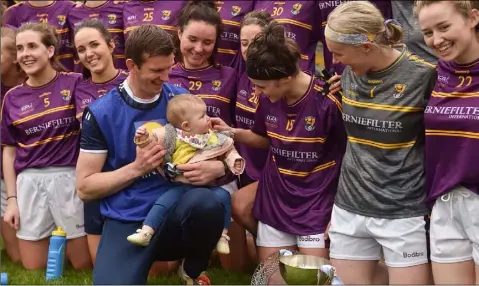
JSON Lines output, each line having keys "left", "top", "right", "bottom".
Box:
{"left": 46, "top": 227, "right": 67, "bottom": 281}
{"left": 1, "top": 273, "right": 7, "bottom": 285}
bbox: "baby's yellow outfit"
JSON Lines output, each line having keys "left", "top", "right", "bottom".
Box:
{"left": 172, "top": 129, "right": 219, "bottom": 164}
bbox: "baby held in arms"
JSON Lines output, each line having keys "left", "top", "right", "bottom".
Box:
{"left": 127, "top": 94, "right": 245, "bottom": 255}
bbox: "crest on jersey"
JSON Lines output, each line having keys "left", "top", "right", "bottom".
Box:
{"left": 231, "top": 6, "right": 242, "bottom": 17}
{"left": 162, "top": 10, "right": 171, "bottom": 20}
{"left": 61, "top": 89, "right": 71, "bottom": 101}
{"left": 212, "top": 80, "right": 222, "bottom": 91}
{"left": 57, "top": 15, "right": 66, "bottom": 26}
{"left": 304, "top": 116, "right": 316, "bottom": 131}
{"left": 291, "top": 3, "right": 302, "bottom": 15}
{"left": 393, "top": 84, "right": 407, "bottom": 98}
{"left": 108, "top": 14, "right": 117, "bottom": 25}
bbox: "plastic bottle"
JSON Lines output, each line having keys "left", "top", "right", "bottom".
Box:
{"left": 45, "top": 227, "right": 67, "bottom": 281}
{"left": 1, "top": 273, "right": 7, "bottom": 285}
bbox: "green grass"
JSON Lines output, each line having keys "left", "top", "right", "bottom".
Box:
{"left": 1, "top": 251, "right": 255, "bottom": 285}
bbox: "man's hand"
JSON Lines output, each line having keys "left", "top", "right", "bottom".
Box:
{"left": 132, "top": 140, "right": 167, "bottom": 177}
{"left": 176, "top": 161, "right": 225, "bottom": 185}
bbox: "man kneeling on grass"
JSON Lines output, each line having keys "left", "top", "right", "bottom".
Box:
{"left": 75, "top": 24, "right": 228, "bottom": 285}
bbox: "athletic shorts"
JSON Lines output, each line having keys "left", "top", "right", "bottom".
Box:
{"left": 430, "top": 186, "right": 479, "bottom": 264}
{"left": 257, "top": 221, "right": 327, "bottom": 249}
{"left": 84, "top": 200, "right": 104, "bottom": 235}
{"left": 16, "top": 167, "right": 85, "bottom": 241}
{"left": 329, "top": 205, "right": 429, "bottom": 267}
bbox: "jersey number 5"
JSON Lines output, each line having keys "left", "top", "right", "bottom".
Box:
{"left": 44, "top": 98, "right": 50, "bottom": 108}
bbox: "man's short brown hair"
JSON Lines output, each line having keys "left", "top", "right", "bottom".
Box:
{"left": 125, "top": 25, "right": 175, "bottom": 68}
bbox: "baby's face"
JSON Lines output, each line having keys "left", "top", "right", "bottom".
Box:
{"left": 186, "top": 104, "right": 210, "bottom": 134}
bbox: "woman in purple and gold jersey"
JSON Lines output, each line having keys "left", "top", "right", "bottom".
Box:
{"left": 170, "top": 1, "right": 237, "bottom": 127}
{"left": 73, "top": 19, "right": 128, "bottom": 266}
{"left": 254, "top": 0, "right": 321, "bottom": 74}
{"left": 0, "top": 26, "right": 25, "bottom": 264}
{"left": 214, "top": 0, "right": 255, "bottom": 67}
{"left": 169, "top": 0, "right": 241, "bottom": 270}
{"left": 68, "top": 0, "right": 127, "bottom": 72}
{"left": 416, "top": 1, "right": 479, "bottom": 284}
{"left": 4, "top": 0, "right": 76, "bottom": 71}
{"left": 230, "top": 10, "right": 274, "bottom": 266}
{"left": 1, "top": 22, "right": 91, "bottom": 270}
{"left": 213, "top": 20, "right": 345, "bottom": 280}
{"left": 122, "top": 0, "right": 188, "bottom": 41}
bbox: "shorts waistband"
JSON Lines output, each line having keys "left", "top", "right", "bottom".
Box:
{"left": 21, "top": 166, "right": 75, "bottom": 175}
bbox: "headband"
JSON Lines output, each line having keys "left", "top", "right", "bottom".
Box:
{"left": 246, "top": 65, "right": 297, "bottom": 80}
{"left": 325, "top": 19, "right": 402, "bottom": 45}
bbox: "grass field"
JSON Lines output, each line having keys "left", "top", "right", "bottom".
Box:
{"left": 1, "top": 251, "right": 255, "bottom": 285}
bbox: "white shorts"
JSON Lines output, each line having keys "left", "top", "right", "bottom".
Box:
{"left": 329, "top": 205, "right": 429, "bottom": 267}
{"left": 1, "top": 180, "right": 6, "bottom": 217}
{"left": 257, "top": 221, "right": 326, "bottom": 248}
{"left": 17, "top": 167, "right": 85, "bottom": 241}
{"left": 430, "top": 186, "right": 479, "bottom": 264}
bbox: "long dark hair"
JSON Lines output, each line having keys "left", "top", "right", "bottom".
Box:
{"left": 74, "top": 19, "right": 115, "bottom": 79}
{"left": 177, "top": 0, "right": 223, "bottom": 67}
{"left": 246, "top": 21, "right": 300, "bottom": 80}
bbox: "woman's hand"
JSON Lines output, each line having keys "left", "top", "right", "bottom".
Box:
{"left": 176, "top": 161, "right": 225, "bottom": 185}
{"left": 327, "top": 74, "right": 342, "bottom": 95}
{"left": 4, "top": 199, "right": 20, "bottom": 230}
{"left": 210, "top": 117, "right": 232, "bottom": 132}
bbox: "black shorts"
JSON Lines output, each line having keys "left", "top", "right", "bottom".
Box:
{"left": 84, "top": 200, "right": 105, "bottom": 235}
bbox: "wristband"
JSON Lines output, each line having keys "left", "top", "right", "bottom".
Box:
{"left": 6, "top": 196, "right": 17, "bottom": 200}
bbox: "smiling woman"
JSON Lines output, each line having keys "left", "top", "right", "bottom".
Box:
{"left": 1, "top": 22, "right": 91, "bottom": 271}
{"left": 415, "top": 1, "right": 479, "bottom": 284}
{"left": 72, "top": 19, "right": 128, "bottom": 266}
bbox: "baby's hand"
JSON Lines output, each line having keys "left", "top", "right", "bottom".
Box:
{"left": 134, "top": 126, "right": 151, "bottom": 147}
{"left": 135, "top": 126, "right": 148, "bottom": 137}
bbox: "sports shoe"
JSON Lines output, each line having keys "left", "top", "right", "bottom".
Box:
{"left": 178, "top": 261, "right": 211, "bottom": 285}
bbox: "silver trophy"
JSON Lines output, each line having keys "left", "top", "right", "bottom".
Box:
{"left": 251, "top": 249, "right": 343, "bottom": 285}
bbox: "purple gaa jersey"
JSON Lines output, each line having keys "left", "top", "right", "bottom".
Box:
{"left": 4, "top": 1, "right": 76, "bottom": 71}
{"left": 123, "top": 0, "right": 188, "bottom": 40}
{"left": 254, "top": 1, "right": 320, "bottom": 74}
{"left": 318, "top": 0, "right": 392, "bottom": 74}
{"left": 214, "top": 1, "right": 255, "bottom": 67}
{"left": 75, "top": 69, "right": 128, "bottom": 120}
{"left": 1, "top": 83, "right": 19, "bottom": 179}
{"left": 235, "top": 72, "right": 267, "bottom": 181}
{"left": 67, "top": 0, "right": 127, "bottom": 71}
{"left": 251, "top": 78, "right": 346, "bottom": 234}
{"left": 425, "top": 59, "right": 479, "bottom": 204}
{"left": 169, "top": 63, "right": 237, "bottom": 126}
{"left": 1, "top": 72, "right": 82, "bottom": 174}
